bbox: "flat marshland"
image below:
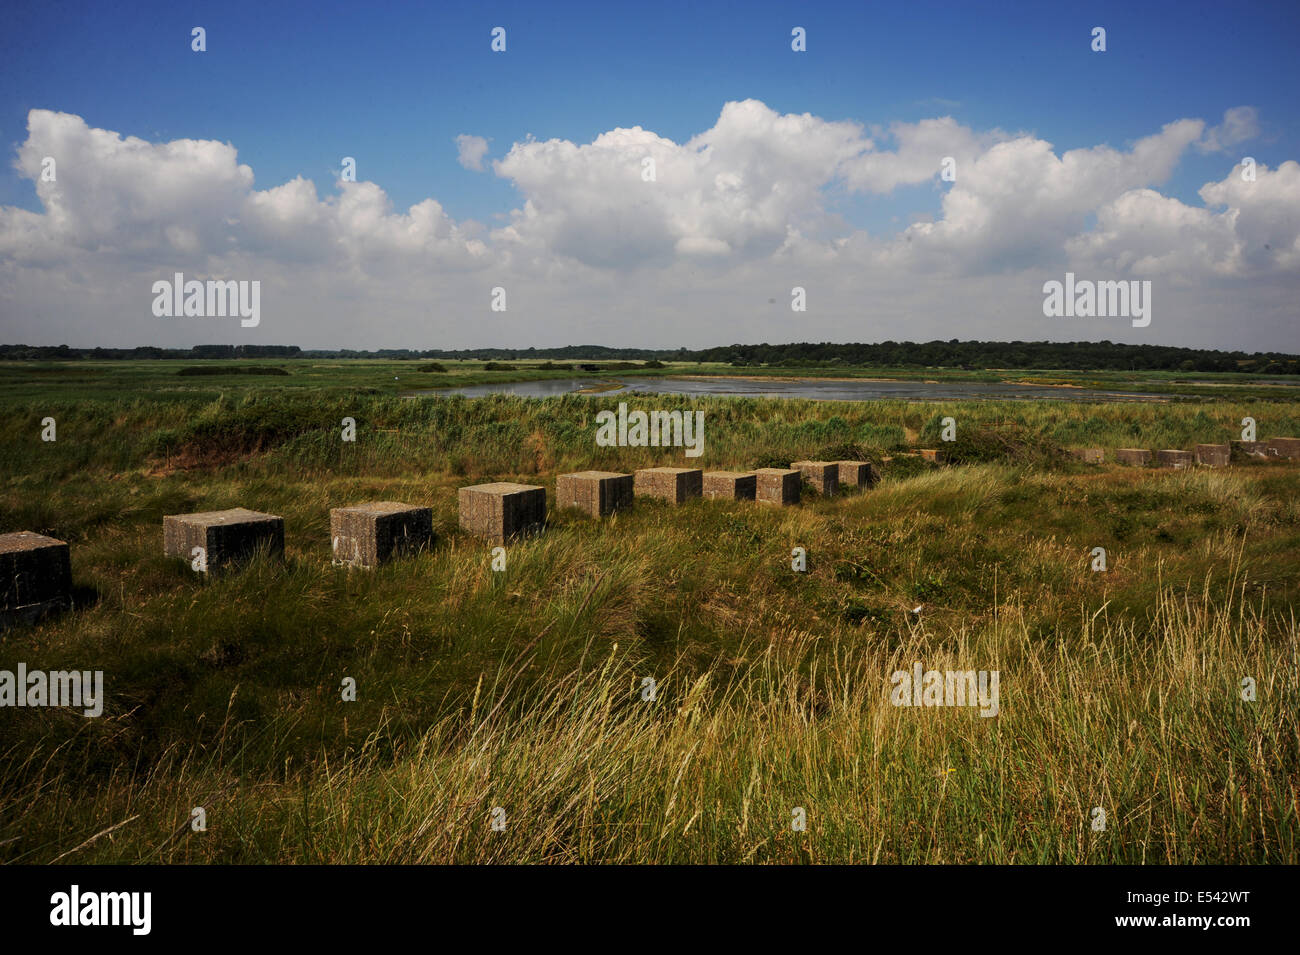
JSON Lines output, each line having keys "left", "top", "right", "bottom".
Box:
{"left": 0, "top": 360, "right": 1297, "bottom": 863}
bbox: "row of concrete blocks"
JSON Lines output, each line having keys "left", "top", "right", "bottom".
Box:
{"left": 481, "top": 460, "right": 878, "bottom": 542}
{"left": 1071, "top": 438, "right": 1300, "bottom": 469}
{"left": 11, "top": 437, "right": 1293, "bottom": 621}
{"left": 0, "top": 504, "right": 418, "bottom": 620}
{"left": 0, "top": 461, "right": 877, "bottom": 618}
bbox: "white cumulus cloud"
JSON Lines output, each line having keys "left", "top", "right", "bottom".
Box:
{"left": 0, "top": 103, "right": 1296, "bottom": 351}
{"left": 455, "top": 134, "right": 490, "bottom": 171}
{"left": 1197, "top": 106, "right": 1261, "bottom": 153}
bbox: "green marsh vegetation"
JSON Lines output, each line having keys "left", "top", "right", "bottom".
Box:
{"left": 0, "top": 360, "right": 1297, "bottom": 862}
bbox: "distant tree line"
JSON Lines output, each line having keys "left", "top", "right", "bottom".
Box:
{"left": 696, "top": 340, "right": 1300, "bottom": 374}
{"left": 0, "top": 344, "right": 304, "bottom": 360}
{"left": 1, "top": 340, "right": 1296, "bottom": 373}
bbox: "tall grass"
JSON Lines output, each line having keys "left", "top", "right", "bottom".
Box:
{"left": 4, "top": 390, "right": 1298, "bottom": 485}
{"left": 3, "top": 570, "right": 1293, "bottom": 863}
{"left": 1, "top": 383, "right": 1297, "bottom": 863}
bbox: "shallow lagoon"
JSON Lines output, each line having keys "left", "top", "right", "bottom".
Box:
{"left": 417, "top": 376, "right": 1164, "bottom": 402}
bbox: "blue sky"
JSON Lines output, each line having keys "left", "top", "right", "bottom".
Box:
{"left": 1, "top": 0, "right": 1297, "bottom": 350}
{"left": 4, "top": 0, "right": 1295, "bottom": 227}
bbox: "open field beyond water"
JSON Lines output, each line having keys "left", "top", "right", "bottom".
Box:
{"left": 1, "top": 360, "right": 1297, "bottom": 863}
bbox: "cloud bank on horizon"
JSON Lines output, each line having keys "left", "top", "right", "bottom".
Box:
{"left": 1, "top": 100, "right": 1297, "bottom": 351}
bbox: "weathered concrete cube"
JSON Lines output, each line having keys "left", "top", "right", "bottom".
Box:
{"left": 458, "top": 483, "right": 546, "bottom": 544}
{"left": 556, "top": 471, "right": 634, "bottom": 518}
{"left": 702, "top": 471, "right": 757, "bottom": 501}
{"left": 0, "top": 531, "right": 71, "bottom": 623}
{"left": 791, "top": 461, "right": 839, "bottom": 496}
{"left": 1157, "top": 449, "right": 1194, "bottom": 469}
{"left": 1071, "top": 448, "right": 1105, "bottom": 464}
{"left": 1116, "top": 448, "right": 1152, "bottom": 466}
{"left": 1266, "top": 437, "right": 1300, "bottom": 460}
{"left": 836, "top": 460, "right": 877, "bottom": 490}
{"left": 330, "top": 502, "right": 433, "bottom": 568}
{"left": 633, "top": 468, "right": 703, "bottom": 503}
{"left": 754, "top": 468, "right": 800, "bottom": 506}
{"left": 164, "top": 508, "right": 284, "bottom": 573}
{"left": 919, "top": 448, "right": 948, "bottom": 464}
{"left": 1232, "top": 440, "right": 1272, "bottom": 459}
{"left": 1194, "top": 444, "right": 1231, "bottom": 468}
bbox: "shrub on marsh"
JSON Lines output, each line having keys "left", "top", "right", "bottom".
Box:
{"left": 920, "top": 419, "right": 1067, "bottom": 467}
{"left": 176, "top": 365, "right": 289, "bottom": 376}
